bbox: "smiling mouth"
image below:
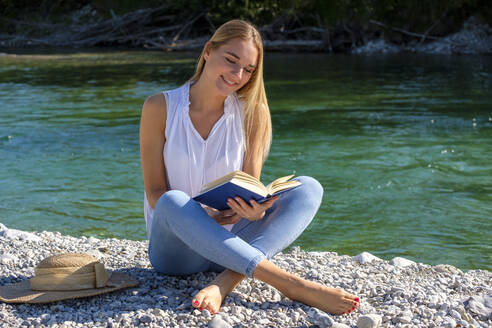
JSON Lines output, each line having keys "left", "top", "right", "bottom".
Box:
{"left": 221, "top": 75, "right": 237, "bottom": 87}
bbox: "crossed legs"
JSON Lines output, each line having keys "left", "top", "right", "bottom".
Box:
{"left": 148, "top": 176, "right": 360, "bottom": 315}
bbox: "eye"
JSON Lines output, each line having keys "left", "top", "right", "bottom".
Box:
{"left": 225, "top": 56, "right": 253, "bottom": 74}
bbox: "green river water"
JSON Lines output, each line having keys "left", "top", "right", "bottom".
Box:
{"left": 0, "top": 50, "right": 490, "bottom": 271}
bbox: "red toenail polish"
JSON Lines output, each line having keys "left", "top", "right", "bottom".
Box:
{"left": 355, "top": 297, "right": 360, "bottom": 302}
{"left": 199, "top": 307, "right": 203, "bottom": 311}
{"left": 194, "top": 300, "right": 199, "bottom": 305}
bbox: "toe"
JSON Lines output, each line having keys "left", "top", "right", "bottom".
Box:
{"left": 343, "top": 297, "right": 354, "bottom": 306}
{"left": 192, "top": 293, "right": 205, "bottom": 309}
{"left": 340, "top": 298, "right": 354, "bottom": 312}
{"left": 201, "top": 299, "right": 212, "bottom": 312}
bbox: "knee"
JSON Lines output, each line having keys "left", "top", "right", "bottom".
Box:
{"left": 293, "top": 176, "right": 324, "bottom": 205}
{"left": 155, "top": 189, "right": 190, "bottom": 214}
{"left": 152, "top": 190, "right": 191, "bottom": 229}
{"left": 295, "top": 176, "right": 323, "bottom": 196}
{"left": 149, "top": 255, "right": 184, "bottom": 276}
{"left": 148, "top": 246, "right": 209, "bottom": 276}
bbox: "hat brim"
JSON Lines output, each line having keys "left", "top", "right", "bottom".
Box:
{"left": 0, "top": 272, "right": 138, "bottom": 304}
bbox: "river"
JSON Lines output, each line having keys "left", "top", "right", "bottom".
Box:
{"left": 0, "top": 50, "right": 490, "bottom": 271}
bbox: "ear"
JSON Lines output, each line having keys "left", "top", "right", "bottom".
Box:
{"left": 203, "top": 42, "right": 212, "bottom": 61}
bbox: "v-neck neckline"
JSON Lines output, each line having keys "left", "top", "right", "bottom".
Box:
{"left": 185, "top": 82, "right": 232, "bottom": 143}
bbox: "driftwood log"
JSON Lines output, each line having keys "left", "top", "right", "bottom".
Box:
{"left": 0, "top": 5, "right": 453, "bottom": 52}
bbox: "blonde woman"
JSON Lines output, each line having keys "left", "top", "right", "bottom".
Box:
{"left": 139, "top": 19, "right": 360, "bottom": 316}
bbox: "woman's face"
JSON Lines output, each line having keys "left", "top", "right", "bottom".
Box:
{"left": 202, "top": 38, "right": 259, "bottom": 97}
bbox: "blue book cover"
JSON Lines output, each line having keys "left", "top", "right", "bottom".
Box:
{"left": 192, "top": 171, "right": 301, "bottom": 211}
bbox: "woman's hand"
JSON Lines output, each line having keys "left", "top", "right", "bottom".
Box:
{"left": 201, "top": 204, "right": 242, "bottom": 226}
{"left": 227, "top": 196, "right": 278, "bottom": 221}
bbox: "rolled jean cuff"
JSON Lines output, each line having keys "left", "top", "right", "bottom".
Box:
{"left": 245, "top": 254, "right": 265, "bottom": 278}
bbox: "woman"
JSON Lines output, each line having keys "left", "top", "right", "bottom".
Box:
{"left": 139, "top": 19, "right": 360, "bottom": 316}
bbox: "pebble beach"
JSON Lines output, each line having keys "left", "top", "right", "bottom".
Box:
{"left": 0, "top": 223, "right": 490, "bottom": 328}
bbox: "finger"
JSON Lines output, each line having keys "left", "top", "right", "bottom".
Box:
{"left": 221, "top": 214, "right": 242, "bottom": 225}
{"left": 227, "top": 197, "right": 240, "bottom": 209}
{"left": 227, "top": 198, "right": 247, "bottom": 217}
{"left": 222, "top": 209, "right": 235, "bottom": 216}
{"left": 249, "top": 199, "right": 261, "bottom": 210}
{"left": 217, "top": 215, "right": 233, "bottom": 225}
{"left": 226, "top": 198, "right": 238, "bottom": 213}
{"left": 262, "top": 196, "right": 279, "bottom": 208}
{"left": 234, "top": 197, "right": 258, "bottom": 217}
{"left": 217, "top": 213, "right": 241, "bottom": 225}
{"left": 233, "top": 196, "right": 252, "bottom": 210}
{"left": 249, "top": 200, "right": 267, "bottom": 217}
{"left": 230, "top": 214, "right": 242, "bottom": 224}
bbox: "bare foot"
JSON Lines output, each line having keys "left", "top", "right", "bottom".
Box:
{"left": 284, "top": 279, "right": 360, "bottom": 315}
{"left": 192, "top": 284, "right": 224, "bottom": 315}
{"left": 192, "top": 269, "right": 245, "bottom": 315}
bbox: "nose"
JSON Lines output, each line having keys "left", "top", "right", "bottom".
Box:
{"left": 232, "top": 68, "right": 243, "bottom": 81}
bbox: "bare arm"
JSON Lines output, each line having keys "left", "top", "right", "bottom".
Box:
{"left": 242, "top": 150, "right": 262, "bottom": 180}
{"left": 202, "top": 109, "right": 267, "bottom": 224}
{"left": 242, "top": 107, "right": 266, "bottom": 179}
{"left": 227, "top": 109, "right": 277, "bottom": 221}
{"left": 140, "top": 93, "right": 168, "bottom": 210}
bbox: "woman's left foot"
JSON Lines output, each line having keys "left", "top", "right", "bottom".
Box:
{"left": 192, "top": 283, "right": 225, "bottom": 314}
{"left": 192, "top": 269, "right": 245, "bottom": 314}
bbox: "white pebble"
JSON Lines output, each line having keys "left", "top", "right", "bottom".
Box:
{"left": 357, "top": 314, "right": 382, "bottom": 328}
{"left": 0, "top": 254, "right": 18, "bottom": 264}
{"left": 398, "top": 316, "right": 412, "bottom": 324}
{"left": 0, "top": 228, "right": 41, "bottom": 242}
{"left": 208, "top": 315, "right": 231, "bottom": 328}
{"left": 353, "top": 252, "right": 381, "bottom": 264}
{"left": 390, "top": 257, "right": 416, "bottom": 267}
{"left": 307, "top": 308, "right": 334, "bottom": 327}
{"left": 333, "top": 323, "right": 350, "bottom": 328}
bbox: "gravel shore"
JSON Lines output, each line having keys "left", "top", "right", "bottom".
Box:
{"left": 0, "top": 223, "right": 490, "bottom": 328}
{"left": 353, "top": 17, "right": 492, "bottom": 55}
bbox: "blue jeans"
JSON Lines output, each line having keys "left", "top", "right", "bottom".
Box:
{"left": 148, "top": 176, "right": 323, "bottom": 278}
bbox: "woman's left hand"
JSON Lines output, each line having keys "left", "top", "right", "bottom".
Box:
{"left": 227, "top": 196, "right": 278, "bottom": 221}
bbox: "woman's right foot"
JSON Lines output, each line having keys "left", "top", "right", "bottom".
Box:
{"left": 283, "top": 278, "right": 360, "bottom": 315}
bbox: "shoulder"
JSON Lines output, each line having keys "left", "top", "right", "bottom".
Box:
{"left": 142, "top": 93, "right": 167, "bottom": 119}
{"left": 143, "top": 93, "right": 166, "bottom": 113}
{"left": 141, "top": 93, "right": 167, "bottom": 132}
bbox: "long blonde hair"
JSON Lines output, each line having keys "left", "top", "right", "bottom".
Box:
{"left": 188, "top": 19, "right": 272, "bottom": 165}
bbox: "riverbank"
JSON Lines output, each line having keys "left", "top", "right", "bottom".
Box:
{"left": 1, "top": 4, "right": 491, "bottom": 55}
{"left": 0, "top": 223, "right": 490, "bottom": 327}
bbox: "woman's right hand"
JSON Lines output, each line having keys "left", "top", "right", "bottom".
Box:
{"left": 202, "top": 205, "right": 242, "bottom": 226}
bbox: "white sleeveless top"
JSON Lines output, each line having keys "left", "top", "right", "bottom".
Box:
{"left": 144, "top": 81, "right": 245, "bottom": 238}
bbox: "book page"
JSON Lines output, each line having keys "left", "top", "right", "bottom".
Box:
{"left": 200, "top": 171, "right": 240, "bottom": 193}
{"left": 232, "top": 178, "right": 268, "bottom": 197}
{"left": 199, "top": 170, "right": 266, "bottom": 194}
{"left": 265, "top": 174, "right": 295, "bottom": 193}
{"left": 269, "top": 180, "right": 302, "bottom": 194}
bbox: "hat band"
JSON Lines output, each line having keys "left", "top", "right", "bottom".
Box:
{"left": 30, "top": 263, "right": 110, "bottom": 291}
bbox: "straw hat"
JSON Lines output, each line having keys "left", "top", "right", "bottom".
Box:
{"left": 0, "top": 253, "right": 138, "bottom": 304}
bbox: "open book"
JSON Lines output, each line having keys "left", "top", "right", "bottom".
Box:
{"left": 193, "top": 170, "right": 302, "bottom": 211}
